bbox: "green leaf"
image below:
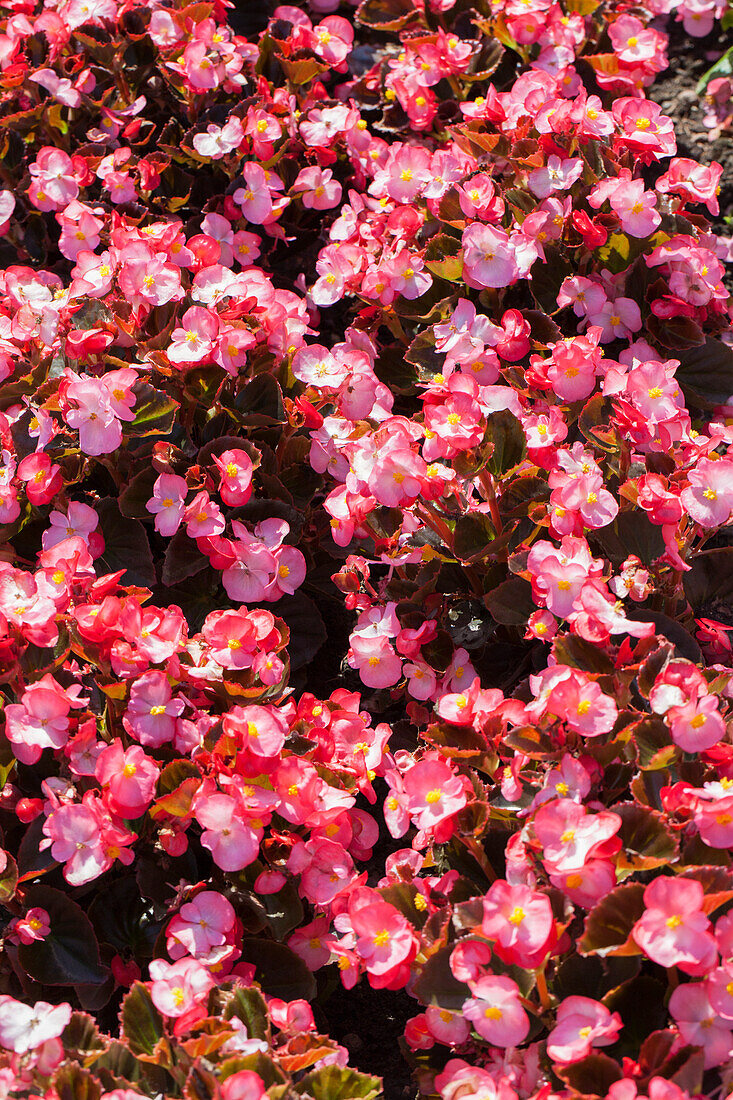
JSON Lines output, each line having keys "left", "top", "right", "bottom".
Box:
{"left": 379, "top": 883, "right": 429, "bottom": 929}
{"left": 579, "top": 883, "right": 645, "bottom": 957}
{"left": 18, "top": 885, "right": 108, "bottom": 986}
{"left": 221, "top": 986, "right": 269, "bottom": 1042}
{"left": 53, "top": 1062, "right": 101, "bottom": 1100}
{"left": 499, "top": 474, "right": 550, "bottom": 518}
{"left": 62, "top": 1012, "right": 106, "bottom": 1060}
{"left": 88, "top": 878, "right": 161, "bottom": 959}
{"left": 454, "top": 514, "right": 496, "bottom": 562}
{"left": 356, "top": 0, "right": 416, "bottom": 29}
{"left": 680, "top": 865, "right": 733, "bottom": 915}
{"left": 0, "top": 853, "right": 17, "bottom": 904}
{"left": 615, "top": 803, "right": 678, "bottom": 869}
{"left": 552, "top": 635, "right": 615, "bottom": 675}
{"left": 603, "top": 976, "right": 667, "bottom": 1057}
{"left": 294, "top": 1066, "right": 383, "bottom": 1100}
{"left": 676, "top": 337, "right": 733, "bottom": 409}
{"left": 257, "top": 878, "right": 305, "bottom": 941}
{"left": 485, "top": 410, "right": 525, "bottom": 476}
{"left": 219, "top": 1053, "right": 286, "bottom": 1088}
{"left": 411, "top": 944, "right": 470, "bottom": 1010}
{"left": 424, "top": 234, "right": 464, "bottom": 283}
{"left": 96, "top": 497, "right": 156, "bottom": 587}
{"left": 238, "top": 938, "right": 317, "bottom": 1001}
{"left": 184, "top": 1062, "right": 219, "bottom": 1100}
{"left": 404, "top": 331, "right": 443, "bottom": 379}
{"left": 630, "top": 611, "right": 702, "bottom": 664}
{"left": 530, "top": 245, "right": 572, "bottom": 313}
{"left": 275, "top": 593, "right": 326, "bottom": 671}
{"left": 484, "top": 576, "right": 535, "bottom": 626}
{"left": 647, "top": 313, "right": 704, "bottom": 352}
{"left": 162, "top": 528, "right": 209, "bottom": 586}
{"left": 503, "top": 724, "right": 558, "bottom": 759}
{"left": 684, "top": 548, "right": 733, "bottom": 617}
{"left": 128, "top": 382, "right": 178, "bottom": 436}
{"left": 118, "top": 465, "right": 160, "bottom": 519}
{"left": 157, "top": 758, "right": 201, "bottom": 795}
{"left": 633, "top": 716, "right": 677, "bottom": 771}
{"left": 555, "top": 1053, "right": 622, "bottom": 1097}
{"left": 120, "top": 982, "right": 165, "bottom": 1056}
{"left": 638, "top": 1032, "right": 705, "bottom": 1095}
{"left": 590, "top": 511, "right": 665, "bottom": 567}
{"left": 595, "top": 232, "right": 650, "bottom": 275}
{"left": 233, "top": 374, "right": 285, "bottom": 424}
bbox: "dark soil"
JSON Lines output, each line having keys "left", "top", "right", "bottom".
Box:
{"left": 325, "top": 982, "right": 417, "bottom": 1100}
{"left": 650, "top": 22, "right": 733, "bottom": 229}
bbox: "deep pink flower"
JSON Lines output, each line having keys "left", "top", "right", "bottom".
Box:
{"left": 481, "top": 881, "right": 555, "bottom": 968}
{"left": 632, "top": 876, "right": 717, "bottom": 975}
{"left": 546, "top": 996, "right": 623, "bottom": 1064}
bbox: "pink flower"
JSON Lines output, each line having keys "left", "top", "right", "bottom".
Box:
{"left": 123, "top": 670, "right": 185, "bottom": 747}
{"left": 222, "top": 537, "right": 277, "bottom": 604}
{"left": 288, "top": 917, "right": 336, "bottom": 970}
{"left": 95, "top": 741, "right": 159, "bottom": 819}
{"left": 462, "top": 223, "right": 518, "bottom": 289}
{"left": 202, "top": 609, "right": 265, "bottom": 670}
{"left": 168, "top": 306, "right": 219, "bottom": 365}
{"left": 12, "top": 907, "right": 50, "bottom": 946}
{"left": 64, "top": 375, "right": 126, "bottom": 456}
{"left": 223, "top": 704, "right": 288, "bottom": 762}
{"left": 425, "top": 1006, "right": 471, "bottom": 1046}
{"left": 632, "top": 876, "right": 717, "bottom": 975}
{"left": 288, "top": 838, "right": 356, "bottom": 905}
{"left": 193, "top": 117, "right": 244, "bottom": 158}
{"left": 349, "top": 634, "right": 402, "bottom": 689}
{"left": 463, "top": 975, "right": 529, "bottom": 1046}
{"left": 117, "top": 251, "right": 183, "bottom": 310}
{"left": 528, "top": 156, "right": 583, "bottom": 199}
{"left": 681, "top": 458, "right": 733, "bottom": 527}
{"left": 233, "top": 163, "right": 275, "bottom": 225}
{"left": 292, "top": 166, "right": 342, "bottom": 210}
{"left": 668, "top": 693, "right": 725, "bottom": 752}
{"left": 0, "top": 997, "right": 71, "bottom": 1053}
{"left": 149, "top": 958, "right": 214, "bottom": 1018}
{"left": 312, "top": 15, "right": 354, "bottom": 66}
{"left": 4, "top": 674, "right": 85, "bottom": 765}
{"left": 221, "top": 1072, "right": 266, "bottom": 1100}
{"left": 481, "top": 881, "right": 555, "bottom": 968}
{"left": 41, "top": 794, "right": 135, "bottom": 886}
{"left": 608, "top": 178, "right": 661, "bottom": 238}
{"left": 166, "top": 891, "right": 236, "bottom": 960}
{"left": 669, "top": 982, "right": 733, "bottom": 1068}
{"left": 533, "top": 799, "right": 621, "bottom": 875}
{"left": 146, "top": 473, "right": 189, "bottom": 537}
{"left": 194, "top": 792, "right": 261, "bottom": 871}
{"left": 383, "top": 145, "right": 432, "bottom": 203}
{"left": 213, "top": 449, "right": 254, "bottom": 506}
{"left": 28, "top": 147, "right": 79, "bottom": 211}
{"left": 546, "top": 996, "right": 623, "bottom": 1064}
{"left": 403, "top": 754, "right": 468, "bottom": 833}
{"left": 292, "top": 344, "right": 347, "bottom": 388}
{"left": 351, "top": 897, "right": 417, "bottom": 978}
{"left": 184, "top": 491, "right": 225, "bottom": 538}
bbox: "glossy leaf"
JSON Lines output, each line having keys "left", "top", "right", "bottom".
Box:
{"left": 18, "top": 885, "right": 108, "bottom": 987}
{"left": 120, "top": 982, "right": 165, "bottom": 1057}
{"left": 579, "top": 883, "right": 645, "bottom": 957}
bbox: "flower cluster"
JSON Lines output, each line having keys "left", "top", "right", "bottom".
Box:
{"left": 0, "top": 0, "right": 732, "bottom": 1098}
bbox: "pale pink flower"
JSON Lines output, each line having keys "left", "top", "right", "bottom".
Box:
{"left": 463, "top": 975, "right": 529, "bottom": 1046}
